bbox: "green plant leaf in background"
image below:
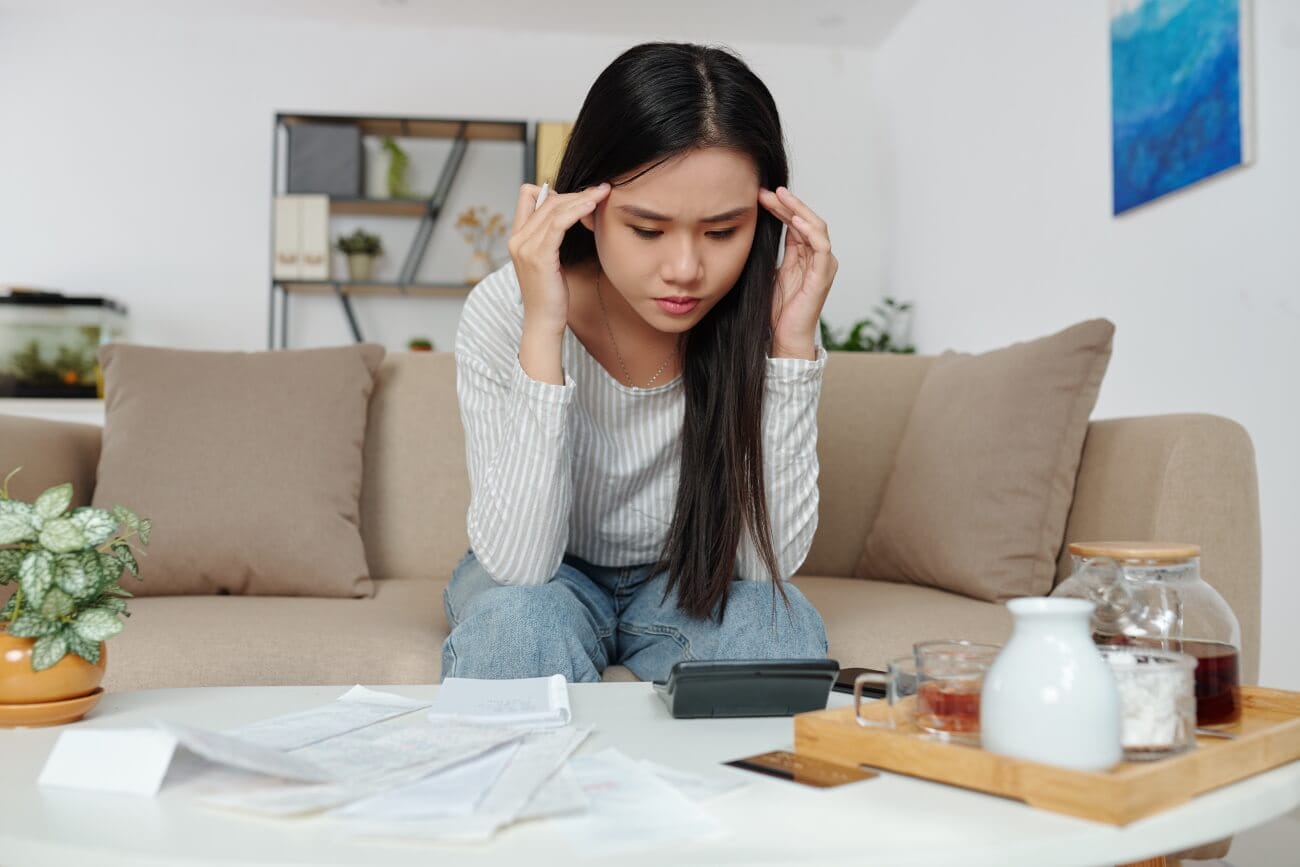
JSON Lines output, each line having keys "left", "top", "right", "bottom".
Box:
{"left": 0, "top": 548, "right": 24, "bottom": 584}
{"left": 5, "top": 613, "right": 61, "bottom": 639}
{"left": 31, "top": 633, "right": 69, "bottom": 671}
{"left": 19, "top": 550, "right": 55, "bottom": 607}
{"left": 39, "top": 587, "right": 75, "bottom": 620}
{"left": 0, "top": 500, "right": 37, "bottom": 544}
{"left": 38, "top": 518, "right": 85, "bottom": 554}
{"left": 54, "top": 552, "right": 99, "bottom": 597}
{"left": 73, "top": 608, "right": 123, "bottom": 643}
{"left": 111, "top": 505, "right": 141, "bottom": 532}
{"left": 64, "top": 629, "right": 101, "bottom": 665}
{"left": 33, "top": 483, "right": 73, "bottom": 521}
{"left": 69, "top": 507, "right": 118, "bottom": 547}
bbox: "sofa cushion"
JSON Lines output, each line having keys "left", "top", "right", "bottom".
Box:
{"left": 855, "top": 320, "right": 1115, "bottom": 601}
{"left": 793, "top": 575, "right": 1012, "bottom": 668}
{"left": 101, "top": 578, "right": 442, "bottom": 691}
{"left": 92, "top": 343, "right": 384, "bottom": 598}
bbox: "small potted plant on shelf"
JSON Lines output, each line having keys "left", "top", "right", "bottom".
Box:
{"left": 335, "top": 229, "right": 384, "bottom": 281}
{"left": 456, "top": 206, "right": 506, "bottom": 285}
{"left": 0, "top": 470, "right": 150, "bottom": 726}
{"left": 407, "top": 337, "right": 434, "bottom": 352}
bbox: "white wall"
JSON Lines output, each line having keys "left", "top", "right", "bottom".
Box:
{"left": 0, "top": 5, "right": 879, "bottom": 354}
{"left": 872, "top": 0, "right": 1299, "bottom": 688}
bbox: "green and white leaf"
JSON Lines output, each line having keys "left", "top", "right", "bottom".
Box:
{"left": 33, "top": 483, "right": 73, "bottom": 521}
{"left": 0, "top": 500, "right": 37, "bottom": 544}
{"left": 19, "top": 550, "right": 55, "bottom": 607}
{"left": 39, "top": 586, "right": 75, "bottom": 619}
{"left": 92, "top": 596, "right": 128, "bottom": 615}
{"left": 137, "top": 519, "right": 151, "bottom": 546}
{"left": 55, "top": 552, "right": 98, "bottom": 598}
{"left": 103, "top": 584, "right": 133, "bottom": 598}
{"left": 63, "top": 629, "right": 101, "bottom": 665}
{"left": 97, "top": 552, "right": 124, "bottom": 584}
{"left": 4, "top": 613, "right": 61, "bottom": 638}
{"left": 112, "top": 542, "right": 139, "bottom": 578}
{"left": 31, "top": 633, "right": 68, "bottom": 671}
{"left": 0, "top": 548, "right": 24, "bottom": 582}
{"left": 73, "top": 608, "right": 123, "bottom": 643}
{"left": 0, "top": 593, "right": 17, "bottom": 620}
{"left": 111, "top": 505, "right": 141, "bottom": 532}
{"left": 38, "top": 518, "right": 85, "bottom": 554}
{"left": 69, "top": 507, "right": 117, "bottom": 547}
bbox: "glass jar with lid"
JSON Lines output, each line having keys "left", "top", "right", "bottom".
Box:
{"left": 1052, "top": 542, "right": 1241, "bottom": 727}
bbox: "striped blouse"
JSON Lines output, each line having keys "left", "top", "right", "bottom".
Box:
{"left": 454, "top": 263, "right": 826, "bottom": 586}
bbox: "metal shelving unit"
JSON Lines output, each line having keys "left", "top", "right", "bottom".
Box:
{"left": 268, "top": 112, "right": 535, "bottom": 349}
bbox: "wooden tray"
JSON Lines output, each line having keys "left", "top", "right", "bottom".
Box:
{"left": 794, "top": 686, "right": 1300, "bottom": 825}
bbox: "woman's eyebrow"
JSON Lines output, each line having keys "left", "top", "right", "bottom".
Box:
{"left": 616, "top": 204, "right": 755, "bottom": 223}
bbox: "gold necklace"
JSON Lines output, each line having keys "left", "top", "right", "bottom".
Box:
{"left": 595, "top": 272, "right": 678, "bottom": 388}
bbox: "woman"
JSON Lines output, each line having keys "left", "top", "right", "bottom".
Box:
{"left": 445, "top": 42, "right": 838, "bottom": 683}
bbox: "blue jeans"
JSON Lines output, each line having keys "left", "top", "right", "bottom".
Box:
{"left": 441, "top": 550, "right": 828, "bottom": 683}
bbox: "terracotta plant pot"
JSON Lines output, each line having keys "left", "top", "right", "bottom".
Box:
{"left": 0, "top": 626, "right": 106, "bottom": 704}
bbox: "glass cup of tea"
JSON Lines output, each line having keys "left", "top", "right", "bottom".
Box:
{"left": 853, "top": 655, "right": 920, "bottom": 730}
{"left": 912, "top": 640, "right": 1001, "bottom": 740}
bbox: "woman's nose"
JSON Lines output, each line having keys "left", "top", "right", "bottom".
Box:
{"left": 661, "top": 236, "right": 704, "bottom": 284}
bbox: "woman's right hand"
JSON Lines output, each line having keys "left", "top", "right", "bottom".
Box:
{"left": 507, "top": 182, "right": 611, "bottom": 336}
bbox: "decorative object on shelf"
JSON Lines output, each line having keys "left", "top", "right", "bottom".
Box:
{"left": 381, "top": 136, "right": 414, "bottom": 199}
{"left": 1054, "top": 541, "right": 1243, "bottom": 728}
{"left": 335, "top": 229, "right": 384, "bottom": 281}
{"left": 273, "top": 195, "right": 331, "bottom": 281}
{"left": 0, "top": 288, "right": 128, "bottom": 399}
{"left": 819, "top": 297, "right": 915, "bottom": 353}
{"left": 1110, "top": 0, "right": 1253, "bottom": 215}
{"left": 286, "top": 122, "right": 362, "bottom": 197}
{"left": 980, "top": 597, "right": 1123, "bottom": 771}
{"left": 406, "top": 337, "right": 434, "bottom": 352}
{"left": 456, "top": 206, "right": 506, "bottom": 285}
{"left": 535, "top": 121, "right": 574, "bottom": 186}
{"left": 0, "top": 470, "right": 150, "bottom": 725}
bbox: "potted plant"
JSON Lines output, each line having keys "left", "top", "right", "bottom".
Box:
{"left": 0, "top": 469, "right": 149, "bottom": 724}
{"left": 407, "top": 337, "right": 434, "bottom": 352}
{"left": 456, "top": 206, "right": 506, "bottom": 284}
{"left": 819, "top": 297, "right": 917, "bottom": 353}
{"left": 335, "top": 229, "right": 384, "bottom": 281}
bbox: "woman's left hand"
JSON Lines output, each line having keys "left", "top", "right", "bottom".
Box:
{"left": 759, "top": 186, "right": 838, "bottom": 360}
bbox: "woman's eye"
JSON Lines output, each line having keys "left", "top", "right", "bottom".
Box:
{"left": 706, "top": 228, "right": 737, "bottom": 240}
{"left": 631, "top": 227, "right": 662, "bottom": 239}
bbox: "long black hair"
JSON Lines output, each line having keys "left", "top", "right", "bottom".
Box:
{"left": 555, "top": 42, "right": 790, "bottom": 620}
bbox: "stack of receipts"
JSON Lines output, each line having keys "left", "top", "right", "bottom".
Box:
{"left": 37, "top": 680, "right": 745, "bottom": 850}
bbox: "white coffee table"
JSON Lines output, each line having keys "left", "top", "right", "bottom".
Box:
{"left": 2, "top": 683, "right": 1297, "bottom": 866}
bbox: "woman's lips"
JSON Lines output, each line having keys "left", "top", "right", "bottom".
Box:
{"left": 656, "top": 297, "right": 700, "bottom": 315}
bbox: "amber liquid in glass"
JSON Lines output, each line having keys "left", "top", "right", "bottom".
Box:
{"left": 1096, "top": 633, "right": 1241, "bottom": 726}
{"left": 916, "top": 680, "right": 982, "bottom": 734}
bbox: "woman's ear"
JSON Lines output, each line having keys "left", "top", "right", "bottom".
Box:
{"left": 579, "top": 211, "right": 596, "bottom": 232}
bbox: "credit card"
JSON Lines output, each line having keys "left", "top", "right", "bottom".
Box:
{"left": 724, "top": 750, "right": 877, "bottom": 788}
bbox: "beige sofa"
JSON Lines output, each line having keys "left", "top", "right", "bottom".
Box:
{"left": 0, "top": 351, "right": 1262, "bottom": 691}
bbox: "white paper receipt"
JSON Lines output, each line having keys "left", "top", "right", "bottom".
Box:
{"left": 428, "top": 675, "right": 572, "bottom": 729}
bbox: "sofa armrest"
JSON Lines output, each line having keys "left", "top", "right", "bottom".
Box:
{"left": 0, "top": 414, "right": 102, "bottom": 505}
{"left": 1059, "top": 414, "right": 1262, "bottom": 684}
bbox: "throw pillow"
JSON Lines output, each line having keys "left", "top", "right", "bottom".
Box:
{"left": 855, "top": 319, "right": 1115, "bottom": 601}
{"left": 92, "top": 343, "right": 385, "bottom": 597}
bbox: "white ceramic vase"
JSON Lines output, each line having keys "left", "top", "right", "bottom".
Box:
{"left": 980, "top": 597, "right": 1122, "bottom": 770}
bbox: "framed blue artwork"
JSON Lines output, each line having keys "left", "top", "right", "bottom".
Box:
{"left": 1110, "top": 0, "right": 1254, "bottom": 215}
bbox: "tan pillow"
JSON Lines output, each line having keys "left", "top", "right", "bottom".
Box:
{"left": 856, "top": 319, "right": 1115, "bottom": 601}
{"left": 92, "top": 343, "right": 385, "bottom": 597}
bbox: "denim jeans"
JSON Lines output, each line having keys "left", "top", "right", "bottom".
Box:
{"left": 441, "top": 550, "right": 829, "bottom": 683}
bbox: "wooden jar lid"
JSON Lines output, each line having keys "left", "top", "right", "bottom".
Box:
{"left": 1067, "top": 541, "right": 1201, "bottom": 563}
